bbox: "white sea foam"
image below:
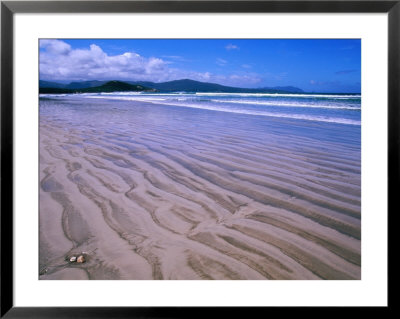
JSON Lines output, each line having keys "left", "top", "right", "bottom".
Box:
{"left": 82, "top": 95, "right": 361, "bottom": 108}
{"left": 99, "top": 91, "right": 143, "bottom": 95}
{"left": 41, "top": 92, "right": 361, "bottom": 100}
{"left": 85, "top": 96, "right": 167, "bottom": 102}
{"left": 210, "top": 99, "right": 361, "bottom": 110}
{"left": 195, "top": 92, "right": 361, "bottom": 99}
{"left": 43, "top": 93, "right": 360, "bottom": 125}
{"left": 101, "top": 92, "right": 191, "bottom": 96}
{"left": 151, "top": 101, "right": 361, "bottom": 125}
{"left": 39, "top": 94, "right": 69, "bottom": 97}
{"left": 82, "top": 95, "right": 360, "bottom": 125}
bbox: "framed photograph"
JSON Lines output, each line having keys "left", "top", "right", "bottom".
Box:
{"left": 1, "top": 0, "right": 396, "bottom": 317}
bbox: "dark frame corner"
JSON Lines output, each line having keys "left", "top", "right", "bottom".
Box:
{"left": 1, "top": 1, "right": 397, "bottom": 318}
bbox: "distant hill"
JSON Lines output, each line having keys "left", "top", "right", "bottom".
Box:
{"left": 39, "top": 80, "right": 68, "bottom": 89}
{"left": 81, "top": 81, "right": 153, "bottom": 93}
{"left": 65, "top": 80, "right": 107, "bottom": 89}
{"left": 263, "top": 86, "right": 304, "bottom": 93}
{"left": 129, "top": 79, "right": 304, "bottom": 93}
{"left": 39, "top": 79, "right": 304, "bottom": 94}
{"left": 131, "top": 79, "right": 241, "bottom": 92}
{"left": 39, "top": 81, "right": 154, "bottom": 94}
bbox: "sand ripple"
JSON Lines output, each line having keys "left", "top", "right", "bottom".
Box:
{"left": 39, "top": 101, "right": 361, "bottom": 280}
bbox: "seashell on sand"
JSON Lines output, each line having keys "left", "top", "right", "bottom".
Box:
{"left": 77, "top": 255, "right": 85, "bottom": 263}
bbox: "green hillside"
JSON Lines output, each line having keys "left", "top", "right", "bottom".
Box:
{"left": 39, "top": 81, "right": 153, "bottom": 94}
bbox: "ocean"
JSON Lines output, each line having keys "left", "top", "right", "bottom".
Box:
{"left": 40, "top": 91, "right": 361, "bottom": 125}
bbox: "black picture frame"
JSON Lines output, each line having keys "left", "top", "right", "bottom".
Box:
{"left": 1, "top": 1, "right": 396, "bottom": 317}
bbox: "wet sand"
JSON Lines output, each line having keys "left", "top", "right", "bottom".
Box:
{"left": 39, "top": 97, "right": 361, "bottom": 280}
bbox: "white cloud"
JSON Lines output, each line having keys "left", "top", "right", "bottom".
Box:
{"left": 161, "top": 55, "right": 184, "bottom": 60}
{"left": 39, "top": 40, "right": 261, "bottom": 87}
{"left": 40, "top": 40, "right": 171, "bottom": 82}
{"left": 225, "top": 44, "right": 239, "bottom": 50}
{"left": 216, "top": 58, "right": 228, "bottom": 66}
{"left": 40, "top": 39, "right": 71, "bottom": 55}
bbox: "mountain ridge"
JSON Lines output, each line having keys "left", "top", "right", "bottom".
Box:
{"left": 40, "top": 79, "right": 304, "bottom": 94}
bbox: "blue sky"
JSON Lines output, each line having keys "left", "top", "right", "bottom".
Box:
{"left": 40, "top": 39, "right": 361, "bottom": 93}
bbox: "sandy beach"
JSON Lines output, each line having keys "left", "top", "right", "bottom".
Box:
{"left": 39, "top": 96, "right": 361, "bottom": 280}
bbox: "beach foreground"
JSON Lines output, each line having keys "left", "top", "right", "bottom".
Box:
{"left": 39, "top": 96, "right": 361, "bottom": 280}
